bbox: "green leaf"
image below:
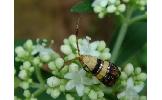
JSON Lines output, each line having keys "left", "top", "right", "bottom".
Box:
{"left": 115, "top": 22, "right": 147, "bottom": 66}
{"left": 71, "top": 0, "right": 93, "bottom": 13}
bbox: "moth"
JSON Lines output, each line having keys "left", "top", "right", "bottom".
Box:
{"left": 63, "top": 19, "right": 121, "bottom": 86}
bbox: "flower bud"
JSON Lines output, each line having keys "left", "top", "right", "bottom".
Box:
{"left": 69, "top": 63, "right": 79, "bottom": 72}
{"left": 88, "top": 90, "right": 97, "bottom": 100}
{"left": 67, "top": 53, "right": 76, "bottom": 60}
{"left": 23, "top": 90, "right": 31, "bottom": 97}
{"left": 69, "top": 35, "right": 76, "bottom": 43}
{"left": 27, "top": 79, "right": 33, "bottom": 83}
{"left": 40, "top": 53, "right": 51, "bottom": 62}
{"left": 23, "top": 61, "right": 31, "bottom": 69}
{"left": 136, "top": 73, "right": 147, "bottom": 81}
{"left": 100, "top": 0, "right": 109, "bottom": 7}
{"left": 135, "top": 67, "right": 141, "bottom": 74}
{"left": 120, "top": 72, "right": 127, "bottom": 80}
{"left": 46, "top": 88, "right": 52, "bottom": 94}
{"left": 18, "top": 70, "right": 28, "bottom": 80}
{"left": 60, "top": 45, "right": 72, "bottom": 55}
{"left": 100, "top": 52, "right": 111, "bottom": 60}
{"left": 99, "top": 12, "right": 105, "bottom": 19}
{"left": 51, "top": 89, "right": 60, "bottom": 99}
{"left": 63, "top": 39, "right": 69, "bottom": 45}
{"left": 66, "top": 94, "right": 75, "bottom": 100}
{"left": 84, "top": 87, "right": 90, "bottom": 94}
{"left": 29, "top": 67, "right": 34, "bottom": 72}
{"left": 32, "top": 57, "right": 41, "bottom": 66}
{"left": 94, "top": 6, "right": 103, "bottom": 13}
{"left": 47, "top": 76, "right": 60, "bottom": 87}
{"left": 97, "top": 41, "right": 106, "bottom": 51}
{"left": 55, "top": 58, "right": 64, "bottom": 69}
{"left": 15, "top": 46, "right": 26, "bottom": 57}
{"left": 48, "top": 61, "right": 57, "bottom": 70}
{"left": 97, "top": 91, "right": 104, "bottom": 98}
{"left": 118, "top": 4, "right": 126, "bottom": 12}
{"left": 59, "top": 85, "right": 65, "bottom": 92}
{"left": 124, "top": 63, "right": 134, "bottom": 76}
{"left": 24, "top": 39, "right": 33, "bottom": 51}
{"left": 107, "top": 5, "right": 117, "bottom": 13}
{"left": 19, "top": 82, "right": 29, "bottom": 89}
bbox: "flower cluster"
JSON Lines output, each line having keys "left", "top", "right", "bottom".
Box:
{"left": 61, "top": 35, "right": 111, "bottom": 61}
{"left": 15, "top": 39, "right": 62, "bottom": 99}
{"left": 116, "top": 63, "right": 147, "bottom": 100}
{"left": 91, "top": 0, "right": 147, "bottom": 18}
{"left": 15, "top": 35, "right": 147, "bottom": 100}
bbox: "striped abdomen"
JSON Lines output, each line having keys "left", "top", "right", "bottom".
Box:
{"left": 81, "top": 55, "right": 121, "bottom": 86}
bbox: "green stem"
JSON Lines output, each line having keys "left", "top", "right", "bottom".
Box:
{"left": 35, "top": 66, "right": 45, "bottom": 84}
{"left": 111, "top": 7, "right": 134, "bottom": 63}
{"left": 129, "top": 14, "right": 147, "bottom": 25}
{"left": 33, "top": 86, "right": 47, "bottom": 97}
{"left": 33, "top": 66, "right": 46, "bottom": 97}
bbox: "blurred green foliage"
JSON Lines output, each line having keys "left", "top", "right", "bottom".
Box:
{"left": 71, "top": 0, "right": 93, "bottom": 13}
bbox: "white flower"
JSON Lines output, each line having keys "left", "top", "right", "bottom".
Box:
{"left": 79, "top": 39, "right": 100, "bottom": 57}
{"left": 61, "top": 35, "right": 111, "bottom": 60}
{"left": 117, "top": 78, "right": 144, "bottom": 100}
{"left": 64, "top": 69, "right": 99, "bottom": 96}
{"left": 107, "top": 5, "right": 117, "bottom": 13}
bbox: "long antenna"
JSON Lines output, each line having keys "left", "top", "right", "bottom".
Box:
{"left": 75, "top": 17, "right": 81, "bottom": 56}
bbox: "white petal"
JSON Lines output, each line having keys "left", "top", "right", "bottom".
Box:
{"left": 90, "top": 41, "right": 99, "bottom": 50}
{"left": 82, "top": 77, "right": 93, "bottom": 85}
{"left": 127, "top": 78, "right": 134, "bottom": 88}
{"left": 117, "top": 91, "right": 126, "bottom": 99}
{"left": 134, "top": 84, "right": 144, "bottom": 93}
{"left": 76, "top": 84, "right": 84, "bottom": 96}
{"left": 65, "top": 80, "right": 75, "bottom": 90}
{"left": 90, "top": 51, "right": 100, "bottom": 57}
{"left": 64, "top": 72, "right": 76, "bottom": 79}
{"left": 79, "top": 69, "right": 86, "bottom": 76}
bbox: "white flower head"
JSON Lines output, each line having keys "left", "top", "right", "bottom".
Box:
{"left": 117, "top": 78, "right": 144, "bottom": 100}
{"left": 32, "top": 44, "right": 55, "bottom": 62}
{"left": 79, "top": 39, "right": 100, "bottom": 57}
{"left": 64, "top": 69, "right": 99, "bottom": 96}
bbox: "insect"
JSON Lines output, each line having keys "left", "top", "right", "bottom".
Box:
{"left": 62, "top": 18, "right": 121, "bottom": 86}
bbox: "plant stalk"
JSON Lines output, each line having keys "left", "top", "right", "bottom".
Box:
{"left": 111, "top": 7, "right": 134, "bottom": 63}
